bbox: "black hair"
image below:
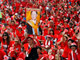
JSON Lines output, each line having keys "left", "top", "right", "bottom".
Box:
{"left": 21, "top": 21, "right": 25, "bottom": 24}
{"left": 11, "top": 20, "right": 15, "bottom": 23}
{"left": 36, "top": 46, "right": 42, "bottom": 50}
{"left": 68, "top": 39, "right": 74, "bottom": 43}
{"left": 70, "top": 45, "right": 77, "bottom": 49}
{"left": 2, "top": 32, "right": 10, "bottom": 45}
{"left": 49, "top": 29, "right": 54, "bottom": 35}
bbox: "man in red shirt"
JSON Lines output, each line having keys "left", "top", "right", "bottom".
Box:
{"left": 62, "top": 39, "right": 74, "bottom": 60}
{"left": 68, "top": 43, "right": 79, "bottom": 60}
{"left": 43, "top": 35, "right": 53, "bottom": 51}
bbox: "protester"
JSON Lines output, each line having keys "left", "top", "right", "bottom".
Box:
{"left": 0, "top": 0, "right": 80, "bottom": 60}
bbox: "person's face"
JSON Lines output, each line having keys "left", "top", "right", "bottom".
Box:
{"left": 57, "top": 19, "right": 60, "bottom": 22}
{"left": 63, "top": 36, "right": 67, "bottom": 41}
{"left": 61, "top": 28, "right": 64, "bottom": 31}
{"left": 71, "top": 46, "right": 76, "bottom": 51}
{"left": 37, "top": 48, "right": 41, "bottom": 54}
{"left": 27, "top": 38, "right": 33, "bottom": 44}
{"left": 50, "top": 22, "right": 54, "bottom": 26}
{"left": 11, "top": 21, "right": 15, "bottom": 25}
{"left": 31, "top": 11, "right": 37, "bottom": 20}
{"left": 45, "top": 26, "right": 48, "bottom": 29}
{"left": 43, "top": 15, "right": 46, "bottom": 17}
{"left": 47, "top": 37, "right": 51, "bottom": 41}
{"left": 21, "top": 23, "right": 25, "bottom": 26}
{"left": 15, "top": 41, "right": 18, "bottom": 45}
{"left": 64, "top": 22, "right": 67, "bottom": 25}
{"left": 3, "top": 35, "right": 7, "bottom": 40}
{"left": 50, "top": 31, "right": 53, "bottom": 35}
{"left": 57, "top": 26, "right": 60, "bottom": 30}
{"left": 18, "top": 28, "right": 22, "bottom": 32}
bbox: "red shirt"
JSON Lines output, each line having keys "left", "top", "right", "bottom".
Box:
{"left": 0, "top": 49, "right": 6, "bottom": 60}
{"left": 14, "top": 44, "right": 21, "bottom": 54}
{"left": 16, "top": 30, "right": 25, "bottom": 40}
{"left": 17, "top": 52, "right": 25, "bottom": 60}
{"left": 24, "top": 43, "right": 32, "bottom": 54}
{"left": 43, "top": 40, "right": 53, "bottom": 48}
{"left": 68, "top": 50, "right": 79, "bottom": 60}
{"left": 62, "top": 46, "right": 71, "bottom": 58}
{"left": 43, "top": 28, "right": 49, "bottom": 36}
{"left": 10, "top": 24, "right": 17, "bottom": 32}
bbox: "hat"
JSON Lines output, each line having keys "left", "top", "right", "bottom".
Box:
{"left": 47, "top": 35, "right": 51, "bottom": 38}
{"left": 15, "top": 13, "right": 18, "bottom": 15}
{"left": 70, "top": 42, "right": 77, "bottom": 48}
{"left": 64, "top": 19, "right": 68, "bottom": 22}
{"left": 18, "top": 26, "right": 22, "bottom": 29}
{"left": 57, "top": 16, "right": 60, "bottom": 19}
{"left": 27, "top": 35, "right": 33, "bottom": 40}
{"left": 3, "top": 33, "right": 8, "bottom": 36}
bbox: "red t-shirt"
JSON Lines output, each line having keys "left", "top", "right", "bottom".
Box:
{"left": 62, "top": 46, "right": 71, "bottom": 58}
{"left": 10, "top": 24, "right": 17, "bottom": 32}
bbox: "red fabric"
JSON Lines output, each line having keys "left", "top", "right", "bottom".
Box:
{"left": 0, "top": 36, "right": 3, "bottom": 42}
{"left": 1, "top": 41, "right": 15, "bottom": 49}
{"left": 43, "top": 40, "right": 53, "bottom": 48}
{"left": 16, "top": 30, "right": 25, "bottom": 41}
{"left": 42, "top": 50, "right": 48, "bottom": 54}
{"left": 37, "top": 54, "right": 43, "bottom": 60}
{"left": 60, "top": 40, "right": 68, "bottom": 49}
{"left": 62, "top": 46, "right": 71, "bottom": 58}
{"left": 34, "top": 39, "right": 41, "bottom": 46}
{"left": 14, "top": 44, "right": 21, "bottom": 54}
{"left": 68, "top": 50, "right": 79, "bottom": 60}
{"left": 24, "top": 43, "right": 32, "bottom": 54}
{"left": 0, "top": 49, "right": 6, "bottom": 60}
{"left": 10, "top": 24, "right": 17, "bottom": 32}
{"left": 37, "top": 35, "right": 46, "bottom": 41}
{"left": 17, "top": 52, "right": 25, "bottom": 60}
{"left": 43, "top": 28, "right": 49, "bottom": 36}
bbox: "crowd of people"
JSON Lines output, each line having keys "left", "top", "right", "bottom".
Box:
{"left": 0, "top": 0, "right": 80, "bottom": 60}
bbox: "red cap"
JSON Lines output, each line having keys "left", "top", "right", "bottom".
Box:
{"left": 64, "top": 19, "right": 68, "bottom": 22}
{"left": 47, "top": 35, "right": 51, "bottom": 38}
{"left": 64, "top": 29, "right": 68, "bottom": 33}
{"left": 18, "top": 26, "right": 22, "bottom": 29}
{"left": 57, "top": 16, "right": 60, "bottom": 19}
{"left": 71, "top": 42, "right": 77, "bottom": 46}
{"left": 27, "top": 35, "right": 34, "bottom": 39}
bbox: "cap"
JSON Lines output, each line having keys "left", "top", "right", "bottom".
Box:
{"left": 71, "top": 42, "right": 77, "bottom": 46}
{"left": 64, "top": 19, "right": 68, "bottom": 22}
{"left": 15, "top": 13, "right": 18, "bottom": 15}
{"left": 18, "top": 26, "right": 22, "bottom": 29}
{"left": 27, "top": 35, "right": 34, "bottom": 40}
{"left": 47, "top": 35, "right": 51, "bottom": 38}
{"left": 70, "top": 42, "right": 77, "bottom": 48}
